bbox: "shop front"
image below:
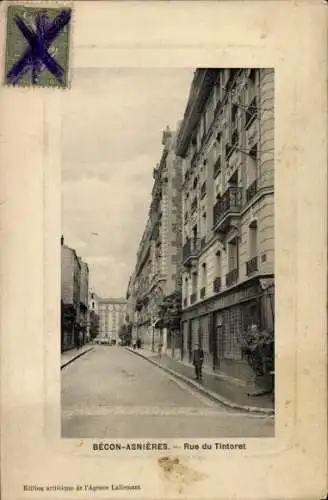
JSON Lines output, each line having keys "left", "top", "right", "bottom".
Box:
{"left": 181, "top": 276, "right": 274, "bottom": 383}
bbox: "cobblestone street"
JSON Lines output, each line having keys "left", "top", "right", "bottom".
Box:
{"left": 61, "top": 346, "right": 274, "bottom": 438}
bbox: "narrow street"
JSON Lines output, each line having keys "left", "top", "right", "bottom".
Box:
{"left": 61, "top": 347, "right": 274, "bottom": 438}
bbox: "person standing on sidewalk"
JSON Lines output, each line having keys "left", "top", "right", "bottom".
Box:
{"left": 192, "top": 343, "right": 204, "bottom": 381}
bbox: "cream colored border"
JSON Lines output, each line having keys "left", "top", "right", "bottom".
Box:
{"left": 1, "top": 1, "right": 327, "bottom": 499}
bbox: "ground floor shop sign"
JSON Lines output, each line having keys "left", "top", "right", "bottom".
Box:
{"left": 182, "top": 282, "right": 260, "bottom": 321}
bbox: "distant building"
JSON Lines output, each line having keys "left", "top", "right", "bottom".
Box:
{"left": 61, "top": 235, "right": 90, "bottom": 351}
{"left": 97, "top": 297, "right": 127, "bottom": 343}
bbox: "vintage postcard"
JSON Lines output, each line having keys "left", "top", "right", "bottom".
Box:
{"left": 0, "top": 1, "right": 327, "bottom": 499}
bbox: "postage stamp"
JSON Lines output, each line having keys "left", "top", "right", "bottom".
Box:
{"left": 4, "top": 5, "right": 71, "bottom": 88}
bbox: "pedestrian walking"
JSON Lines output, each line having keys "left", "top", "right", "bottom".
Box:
{"left": 192, "top": 343, "right": 204, "bottom": 381}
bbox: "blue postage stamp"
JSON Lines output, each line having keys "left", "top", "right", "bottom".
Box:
{"left": 4, "top": 5, "right": 71, "bottom": 88}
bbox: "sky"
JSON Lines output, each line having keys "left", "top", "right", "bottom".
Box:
{"left": 62, "top": 68, "right": 194, "bottom": 299}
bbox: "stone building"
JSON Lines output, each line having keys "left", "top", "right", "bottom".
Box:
{"left": 79, "top": 259, "right": 89, "bottom": 345}
{"left": 131, "top": 127, "right": 183, "bottom": 351}
{"left": 97, "top": 297, "right": 127, "bottom": 343}
{"left": 176, "top": 68, "right": 274, "bottom": 382}
{"left": 61, "top": 236, "right": 82, "bottom": 351}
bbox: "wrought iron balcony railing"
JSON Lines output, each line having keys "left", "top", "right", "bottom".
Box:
{"left": 191, "top": 197, "right": 198, "bottom": 214}
{"left": 226, "top": 268, "right": 239, "bottom": 287}
{"left": 246, "top": 256, "right": 258, "bottom": 276}
{"left": 200, "top": 181, "right": 207, "bottom": 199}
{"left": 225, "top": 142, "right": 234, "bottom": 160}
{"left": 245, "top": 97, "right": 257, "bottom": 129}
{"left": 182, "top": 238, "right": 201, "bottom": 264}
{"left": 213, "top": 186, "right": 242, "bottom": 230}
{"left": 184, "top": 169, "right": 190, "bottom": 183}
{"left": 231, "top": 128, "right": 239, "bottom": 147}
{"left": 213, "top": 157, "right": 221, "bottom": 178}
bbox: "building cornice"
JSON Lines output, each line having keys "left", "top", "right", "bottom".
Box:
{"left": 175, "top": 69, "right": 219, "bottom": 158}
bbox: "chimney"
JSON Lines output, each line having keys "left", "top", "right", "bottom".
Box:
{"left": 61, "top": 234, "right": 64, "bottom": 246}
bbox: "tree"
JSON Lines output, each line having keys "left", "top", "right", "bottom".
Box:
{"left": 119, "top": 322, "right": 132, "bottom": 346}
{"left": 158, "top": 290, "right": 182, "bottom": 330}
{"left": 89, "top": 311, "right": 99, "bottom": 340}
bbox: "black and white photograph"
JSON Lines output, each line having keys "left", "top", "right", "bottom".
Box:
{"left": 2, "top": 1, "right": 327, "bottom": 499}
{"left": 60, "top": 68, "right": 275, "bottom": 439}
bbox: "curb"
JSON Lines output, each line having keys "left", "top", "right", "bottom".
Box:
{"left": 126, "top": 348, "right": 274, "bottom": 417}
{"left": 61, "top": 346, "right": 95, "bottom": 370}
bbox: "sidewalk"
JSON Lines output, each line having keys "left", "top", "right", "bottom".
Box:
{"left": 127, "top": 346, "right": 274, "bottom": 415}
{"left": 61, "top": 344, "right": 95, "bottom": 369}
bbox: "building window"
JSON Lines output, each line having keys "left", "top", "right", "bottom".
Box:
{"left": 202, "top": 263, "right": 207, "bottom": 288}
{"left": 192, "top": 225, "right": 198, "bottom": 242}
{"left": 246, "top": 221, "right": 259, "bottom": 276}
{"left": 192, "top": 272, "right": 198, "bottom": 293}
{"left": 228, "top": 238, "right": 238, "bottom": 272}
{"left": 249, "top": 221, "right": 258, "bottom": 259}
{"left": 231, "top": 103, "right": 238, "bottom": 129}
{"left": 201, "top": 213, "right": 207, "bottom": 243}
{"left": 216, "top": 251, "right": 221, "bottom": 277}
{"left": 247, "top": 69, "right": 256, "bottom": 101}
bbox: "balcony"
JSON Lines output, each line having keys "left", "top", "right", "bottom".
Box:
{"left": 191, "top": 197, "right": 198, "bottom": 214}
{"left": 190, "top": 292, "right": 197, "bottom": 304}
{"left": 213, "top": 186, "right": 242, "bottom": 234}
{"left": 225, "top": 143, "right": 234, "bottom": 160}
{"left": 182, "top": 238, "right": 200, "bottom": 267}
{"left": 200, "top": 181, "right": 207, "bottom": 199}
{"left": 246, "top": 256, "right": 258, "bottom": 276}
{"left": 245, "top": 97, "right": 257, "bottom": 129}
{"left": 213, "top": 277, "right": 222, "bottom": 293}
{"left": 226, "top": 268, "right": 239, "bottom": 287}
{"left": 213, "top": 157, "right": 221, "bottom": 178}
{"left": 200, "top": 287, "right": 206, "bottom": 299}
{"left": 184, "top": 169, "right": 190, "bottom": 183}
{"left": 246, "top": 179, "right": 258, "bottom": 203}
{"left": 231, "top": 128, "right": 239, "bottom": 147}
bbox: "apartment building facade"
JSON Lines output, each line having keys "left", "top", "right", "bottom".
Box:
{"left": 79, "top": 260, "right": 89, "bottom": 345}
{"left": 97, "top": 297, "right": 127, "bottom": 343}
{"left": 131, "top": 127, "right": 183, "bottom": 350}
{"left": 61, "top": 237, "right": 82, "bottom": 351}
{"left": 176, "top": 68, "right": 274, "bottom": 381}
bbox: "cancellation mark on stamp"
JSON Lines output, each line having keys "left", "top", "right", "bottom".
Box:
{"left": 4, "top": 5, "right": 71, "bottom": 88}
